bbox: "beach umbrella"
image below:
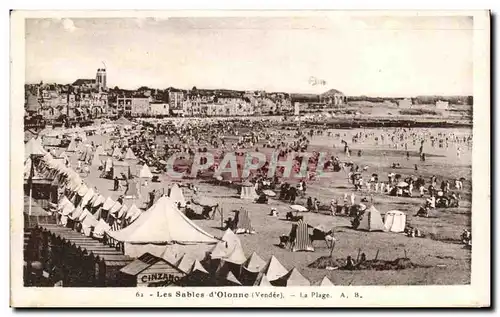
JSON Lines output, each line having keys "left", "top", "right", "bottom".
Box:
{"left": 262, "top": 190, "right": 276, "bottom": 197}
{"left": 290, "top": 205, "right": 308, "bottom": 212}
{"left": 397, "top": 181, "right": 408, "bottom": 187}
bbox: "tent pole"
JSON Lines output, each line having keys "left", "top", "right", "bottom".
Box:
{"left": 221, "top": 207, "right": 224, "bottom": 229}
{"left": 29, "top": 187, "right": 33, "bottom": 216}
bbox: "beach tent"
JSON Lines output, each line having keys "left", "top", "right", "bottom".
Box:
{"left": 291, "top": 221, "right": 315, "bottom": 252}
{"left": 91, "top": 153, "right": 102, "bottom": 167}
{"left": 66, "top": 139, "right": 78, "bottom": 152}
{"left": 169, "top": 184, "right": 186, "bottom": 207}
{"left": 68, "top": 206, "right": 84, "bottom": 221}
{"left": 210, "top": 229, "right": 246, "bottom": 265}
{"left": 139, "top": 164, "right": 153, "bottom": 178}
{"left": 240, "top": 252, "right": 266, "bottom": 286}
{"left": 240, "top": 183, "right": 259, "bottom": 200}
{"left": 221, "top": 271, "right": 242, "bottom": 286}
{"left": 116, "top": 204, "right": 128, "bottom": 219}
{"left": 93, "top": 219, "right": 111, "bottom": 239}
{"left": 109, "top": 201, "right": 123, "bottom": 216}
{"left": 107, "top": 196, "right": 218, "bottom": 257}
{"left": 79, "top": 146, "right": 93, "bottom": 163}
{"left": 271, "top": 268, "right": 310, "bottom": 287}
{"left": 161, "top": 243, "right": 209, "bottom": 264}
{"left": 258, "top": 256, "right": 288, "bottom": 282}
{"left": 79, "top": 188, "right": 95, "bottom": 208}
{"left": 317, "top": 276, "right": 334, "bottom": 286}
{"left": 254, "top": 274, "right": 272, "bottom": 287}
{"left": 384, "top": 210, "right": 407, "bottom": 233}
{"left": 76, "top": 184, "right": 89, "bottom": 197}
{"left": 91, "top": 195, "right": 106, "bottom": 208}
{"left": 124, "top": 148, "right": 137, "bottom": 160}
{"left": 190, "top": 259, "right": 209, "bottom": 275}
{"left": 111, "top": 146, "right": 122, "bottom": 158}
{"left": 161, "top": 244, "right": 186, "bottom": 265}
{"left": 124, "top": 204, "right": 142, "bottom": 222}
{"left": 95, "top": 145, "right": 105, "bottom": 157}
{"left": 102, "top": 197, "right": 116, "bottom": 211}
{"left": 113, "top": 161, "right": 130, "bottom": 179}
{"left": 124, "top": 179, "right": 140, "bottom": 199}
{"left": 356, "top": 205, "right": 385, "bottom": 232}
{"left": 176, "top": 255, "right": 196, "bottom": 274}
{"left": 81, "top": 212, "right": 99, "bottom": 237}
{"left": 25, "top": 137, "right": 47, "bottom": 160}
{"left": 244, "top": 252, "right": 266, "bottom": 273}
{"left": 232, "top": 209, "right": 255, "bottom": 234}
{"left": 104, "top": 158, "right": 113, "bottom": 173}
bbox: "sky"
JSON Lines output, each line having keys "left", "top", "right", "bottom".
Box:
{"left": 25, "top": 15, "right": 473, "bottom": 96}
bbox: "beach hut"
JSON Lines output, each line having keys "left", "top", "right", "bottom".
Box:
{"left": 384, "top": 210, "right": 407, "bottom": 233}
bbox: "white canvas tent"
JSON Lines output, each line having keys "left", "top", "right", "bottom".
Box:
{"left": 169, "top": 184, "right": 186, "bottom": 207}
{"left": 139, "top": 164, "right": 153, "bottom": 178}
{"left": 25, "top": 137, "right": 47, "bottom": 160}
{"left": 384, "top": 210, "right": 406, "bottom": 233}
{"left": 240, "top": 184, "right": 259, "bottom": 200}
{"left": 107, "top": 196, "right": 218, "bottom": 257}
{"left": 210, "top": 229, "right": 247, "bottom": 265}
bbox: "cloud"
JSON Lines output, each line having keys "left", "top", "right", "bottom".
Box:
{"left": 61, "top": 18, "right": 77, "bottom": 32}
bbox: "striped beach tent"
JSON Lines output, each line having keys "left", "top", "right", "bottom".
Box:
{"left": 233, "top": 209, "right": 255, "bottom": 234}
{"left": 291, "top": 220, "right": 314, "bottom": 252}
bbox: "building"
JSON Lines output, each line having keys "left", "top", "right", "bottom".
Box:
{"left": 168, "top": 90, "right": 185, "bottom": 111}
{"left": 150, "top": 102, "right": 170, "bottom": 116}
{"left": 320, "top": 89, "right": 346, "bottom": 106}
{"left": 117, "top": 97, "right": 150, "bottom": 116}
{"left": 398, "top": 98, "right": 412, "bottom": 108}
{"left": 96, "top": 68, "right": 107, "bottom": 91}
{"left": 436, "top": 100, "right": 449, "bottom": 110}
